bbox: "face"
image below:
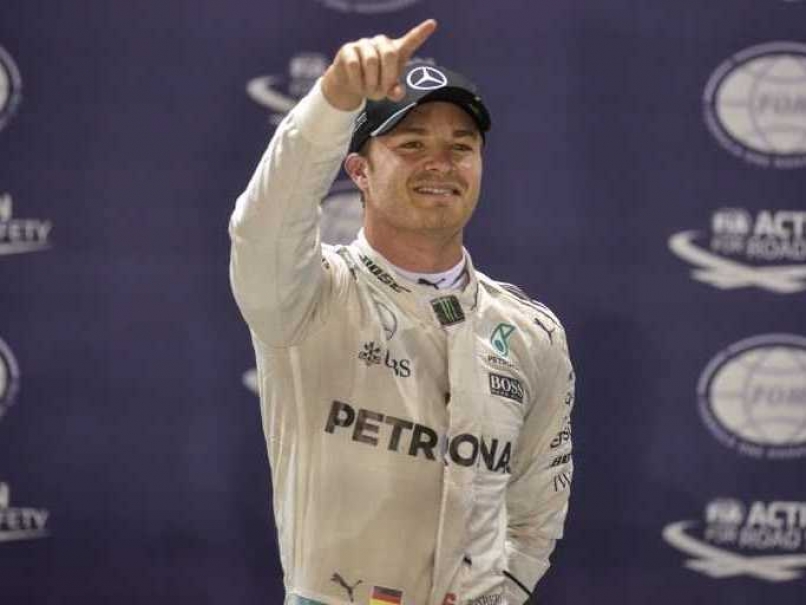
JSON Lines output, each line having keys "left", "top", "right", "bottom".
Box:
{"left": 348, "top": 101, "right": 483, "bottom": 236}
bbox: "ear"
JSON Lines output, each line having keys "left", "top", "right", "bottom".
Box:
{"left": 344, "top": 152, "right": 370, "bottom": 193}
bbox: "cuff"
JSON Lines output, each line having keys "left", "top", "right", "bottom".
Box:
{"left": 292, "top": 78, "right": 366, "bottom": 147}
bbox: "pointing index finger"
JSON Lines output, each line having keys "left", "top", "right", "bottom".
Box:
{"left": 395, "top": 19, "right": 438, "bottom": 62}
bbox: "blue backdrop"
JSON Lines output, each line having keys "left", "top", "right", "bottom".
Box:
{"left": 1, "top": 1, "right": 805, "bottom": 603}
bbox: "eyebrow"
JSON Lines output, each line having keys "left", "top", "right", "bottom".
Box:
{"left": 394, "top": 126, "right": 480, "bottom": 139}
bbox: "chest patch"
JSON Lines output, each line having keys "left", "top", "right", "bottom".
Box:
{"left": 488, "top": 372, "right": 524, "bottom": 404}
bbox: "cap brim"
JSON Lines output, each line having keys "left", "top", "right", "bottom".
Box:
{"left": 371, "top": 86, "right": 491, "bottom": 138}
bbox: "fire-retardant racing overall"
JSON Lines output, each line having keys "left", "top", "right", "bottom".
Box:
{"left": 229, "top": 80, "right": 575, "bottom": 605}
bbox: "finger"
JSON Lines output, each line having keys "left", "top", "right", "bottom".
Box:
{"left": 355, "top": 39, "right": 381, "bottom": 98}
{"left": 374, "top": 35, "right": 400, "bottom": 98}
{"left": 394, "top": 19, "right": 438, "bottom": 62}
{"left": 388, "top": 83, "right": 405, "bottom": 101}
{"left": 340, "top": 43, "right": 364, "bottom": 95}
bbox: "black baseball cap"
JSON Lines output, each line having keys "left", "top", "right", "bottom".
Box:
{"left": 348, "top": 62, "right": 491, "bottom": 154}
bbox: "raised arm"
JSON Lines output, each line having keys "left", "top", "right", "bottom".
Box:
{"left": 229, "top": 20, "right": 437, "bottom": 346}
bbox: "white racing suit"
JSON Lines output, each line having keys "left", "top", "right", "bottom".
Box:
{"left": 229, "top": 81, "right": 575, "bottom": 605}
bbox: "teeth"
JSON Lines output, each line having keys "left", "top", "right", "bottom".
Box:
{"left": 415, "top": 187, "right": 455, "bottom": 195}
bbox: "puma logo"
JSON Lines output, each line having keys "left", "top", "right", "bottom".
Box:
{"left": 330, "top": 573, "right": 361, "bottom": 603}
{"left": 331, "top": 572, "right": 362, "bottom": 602}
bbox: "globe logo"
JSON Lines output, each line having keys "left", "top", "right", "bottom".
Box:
{"left": 0, "top": 337, "right": 20, "bottom": 422}
{"left": 703, "top": 42, "right": 806, "bottom": 169}
{"left": 698, "top": 334, "right": 806, "bottom": 459}
{"left": 315, "top": 0, "right": 424, "bottom": 13}
{"left": 0, "top": 45, "right": 22, "bottom": 132}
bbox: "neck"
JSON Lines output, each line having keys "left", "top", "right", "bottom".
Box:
{"left": 364, "top": 222, "right": 465, "bottom": 272}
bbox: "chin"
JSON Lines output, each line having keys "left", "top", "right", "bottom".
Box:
{"left": 417, "top": 211, "right": 469, "bottom": 232}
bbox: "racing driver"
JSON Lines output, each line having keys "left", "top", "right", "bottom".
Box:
{"left": 229, "top": 19, "right": 576, "bottom": 605}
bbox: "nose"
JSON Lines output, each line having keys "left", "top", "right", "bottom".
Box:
{"left": 422, "top": 145, "right": 455, "bottom": 174}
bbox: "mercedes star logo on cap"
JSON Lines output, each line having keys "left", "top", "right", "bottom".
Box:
{"left": 407, "top": 66, "right": 448, "bottom": 90}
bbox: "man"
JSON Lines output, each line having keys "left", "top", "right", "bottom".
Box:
{"left": 230, "top": 19, "right": 575, "bottom": 605}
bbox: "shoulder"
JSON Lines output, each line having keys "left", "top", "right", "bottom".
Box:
{"left": 476, "top": 271, "right": 568, "bottom": 351}
{"left": 321, "top": 243, "right": 362, "bottom": 284}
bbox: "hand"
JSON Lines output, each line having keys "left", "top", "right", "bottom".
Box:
{"left": 321, "top": 19, "right": 438, "bottom": 111}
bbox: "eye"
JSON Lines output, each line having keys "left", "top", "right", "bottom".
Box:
{"left": 453, "top": 143, "right": 474, "bottom": 152}
{"left": 400, "top": 140, "right": 424, "bottom": 150}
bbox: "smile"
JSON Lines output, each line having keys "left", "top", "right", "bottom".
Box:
{"left": 412, "top": 185, "right": 460, "bottom": 196}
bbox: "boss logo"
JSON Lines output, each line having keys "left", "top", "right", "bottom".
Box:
{"left": 489, "top": 373, "right": 523, "bottom": 404}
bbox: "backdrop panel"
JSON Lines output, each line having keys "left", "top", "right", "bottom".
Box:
{"left": 1, "top": 1, "right": 804, "bottom": 603}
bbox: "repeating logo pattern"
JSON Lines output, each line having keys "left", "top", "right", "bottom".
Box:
{"left": 698, "top": 334, "right": 806, "bottom": 459}
{"left": 315, "top": 0, "right": 424, "bottom": 13}
{"left": 246, "top": 53, "right": 329, "bottom": 125}
{"left": 0, "top": 192, "right": 54, "bottom": 256}
{"left": 703, "top": 41, "right": 806, "bottom": 169}
{"left": 669, "top": 207, "right": 806, "bottom": 293}
{"left": 0, "top": 482, "right": 50, "bottom": 544}
{"left": 0, "top": 45, "right": 22, "bottom": 132}
{"left": 0, "top": 336, "right": 20, "bottom": 423}
{"left": 663, "top": 497, "right": 806, "bottom": 582}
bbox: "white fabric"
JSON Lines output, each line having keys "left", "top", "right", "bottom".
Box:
{"left": 229, "top": 79, "right": 575, "bottom": 605}
{"left": 389, "top": 254, "right": 468, "bottom": 291}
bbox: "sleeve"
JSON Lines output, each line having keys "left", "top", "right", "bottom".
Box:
{"left": 504, "top": 328, "right": 575, "bottom": 604}
{"left": 228, "top": 79, "right": 364, "bottom": 346}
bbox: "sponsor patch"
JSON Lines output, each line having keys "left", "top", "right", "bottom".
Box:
{"left": 552, "top": 470, "right": 572, "bottom": 492}
{"left": 484, "top": 354, "right": 516, "bottom": 370}
{"left": 431, "top": 295, "right": 464, "bottom": 326}
{"left": 324, "top": 400, "right": 512, "bottom": 474}
{"left": 488, "top": 372, "right": 524, "bottom": 404}
{"left": 490, "top": 323, "right": 516, "bottom": 357}
{"left": 550, "top": 418, "right": 572, "bottom": 449}
{"left": 360, "top": 254, "right": 410, "bottom": 293}
{"left": 370, "top": 585, "right": 402, "bottom": 605}
{"left": 550, "top": 453, "right": 572, "bottom": 467}
{"left": 358, "top": 341, "right": 411, "bottom": 377}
